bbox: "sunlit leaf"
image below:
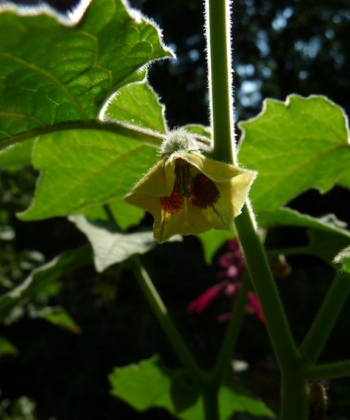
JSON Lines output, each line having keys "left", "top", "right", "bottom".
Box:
{"left": 102, "top": 82, "right": 167, "bottom": 133}
{"left": 69, "top": 215, "right": 158, "bottom": 272}
{"left": 0, "top": 0, "right": 173, "bottom": 152}
{"left": 19, "top": 129, "right": 158, "bottom": 220}
{"left": 238, "top": 95, "right": 350, "bottom": 213}
{"left": 109, "top": 356, "right": 274, "bottom": 419}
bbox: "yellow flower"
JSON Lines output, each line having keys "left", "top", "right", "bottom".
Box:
{"left": 124, "top": 132, "right": 256, "bottom": 243}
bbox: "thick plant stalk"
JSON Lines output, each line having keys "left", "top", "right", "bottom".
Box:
{"left": 206, "top": 0, "right": 307, "bottom": 417}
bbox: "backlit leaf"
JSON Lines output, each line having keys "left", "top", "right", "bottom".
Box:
{"left": 19, "top": 129, "right": 158, "bottom": 220}
{"left": 0, "top": 0, "right": 173, "bottom": 150}
{"left": 109, "top": 356, "right": 274, "bottom": 419}
{"left": 69, "top": 215, "right": 157, "bottom": 272}
{"left": 238, "top": 95, "right": 350, "bottom": 213}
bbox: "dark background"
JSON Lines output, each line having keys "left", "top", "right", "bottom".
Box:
{"left": 1, "top": 0, "right": 350, "bottom": 419}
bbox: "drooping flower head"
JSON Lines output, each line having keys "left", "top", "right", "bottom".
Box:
{"left": 124, "top": 129, "right": 256, "bottom": 243}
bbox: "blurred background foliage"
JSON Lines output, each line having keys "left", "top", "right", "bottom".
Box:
{"left": 0, "top": 0, "right": 350, "bottom": 419}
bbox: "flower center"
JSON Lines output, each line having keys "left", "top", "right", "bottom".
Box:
{"left": 174, "top": 159, "right": 195, "bottom": 197}
{"left": 160, "top": 158, "right": 220, "bottom": 214}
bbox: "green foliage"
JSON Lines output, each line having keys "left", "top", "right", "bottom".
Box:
{"left": 0, "top": 336, "right": 18, "bottom": 357}
{"left": 0, "top": 0, "right": 173, "bottom": 146}
{"left": 334, "top": 246, "right": 350, "bottom": 274}
{"left": 0, "top": 396, "right": 38, "bottom": 420}
{"left": 0, "top": 245, "right": 91, "bottom": 323}
{"left": 109, "top": 356, "right": 274, "bottom": 419}
{"left": 238, "top": 95, "right": 350, "bottom": 211}
{"left": 69, "top": 214, "right": 158, "bottom": 272}
{"left": 1, "top": 0, "right": 350, "bottom": 419}
{"left": 18, "top": 129, "right": 158, "bottom": 220}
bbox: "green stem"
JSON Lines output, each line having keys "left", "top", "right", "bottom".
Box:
{"left": 130, "top": 256, "right": 206, "bottom": 387}
{"left": 205, "top": 0, "right": 307, "bottom": 417}
{"left": 299, "top": 271, "right": 350, "bottom": 363}
{"left": 211, "top": 273, "right": 250, "bottom": 386}
{"left": 234, "top": 205, "right": 307, "bottom": 419}
{"left": 234, "top": 205, "right": 300, "bottom": 371}
{"left": 303, "top": 359, "right": 350, "bottom": 380}
{"left": 202, "top": 385, "right": 220, "bottom": 420}
{"left": 206, "top": 0, "right": 236, "bottom": 163}
{"left": 103, "top": 204, "right": 117, "bottom": 226}
{"left": 280, "top": 373, "right": 307, "bottom": 420}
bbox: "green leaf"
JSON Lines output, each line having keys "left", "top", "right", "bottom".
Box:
{"left": 19, "top": 129, "right": 158, "bottom": 220}
{"left": 306, "top": 230, "right": 350, "bottom": 266}
{"left": 69, "top": 215, "right": 158, "bottom": 272}
{"left": 102, "top": 82, "right": 167, "bottom": 133}
{"left": 259, "top": 207, "right": 350, "bottom": 236}
{"left": 0, "top": 0, "right": 173, "bottom": 149}
{"left": 109, "top": 356, "right": 274, "bottom": 419}
{"left": 238, "top": 95, "right": 350, "bottom": 213}
{"left": 0, "top": 140, "right": 34, "bottom": 171}
{"left": 83, "top": 200, "right": 145, "bottom": 231}
{"left": 0, "top": 245, "right": 92, "bottom": 320}
{"left": 0, "top": 336, "right": 19, "bottom": 357}
{"left": 333, "top": 246, "right": 350, "bottom": 273}
{"left": 30, "top": 306, "right": 81, "bottom": 334}
{"left": 183, "top": 125, "right": 211, "bottom": 139}
{"left": 197, "top": 230, "right": 234, "bottom": 264}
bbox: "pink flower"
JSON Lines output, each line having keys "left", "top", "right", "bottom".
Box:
{"left": 188, "top": 282, "right": 229, "bottom": 313}
{"left": 188, "top": 239, "right": 264, "bottom": 323}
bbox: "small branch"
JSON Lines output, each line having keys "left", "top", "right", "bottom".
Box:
{"left": 303, "top": 359, "right": 350, "bottom": 380}
{"left": 0, "top": 120, "right": 212, "bottom": 151}
{"left": 103, "top": 204, "right": 117, "bottom": 226}
{"left": 299, "top": 271, "right": 350, "bottom": 363}
{"left": 130, "top": 256, "right": 206, "bottom": 387}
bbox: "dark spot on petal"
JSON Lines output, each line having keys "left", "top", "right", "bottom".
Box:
{"left": 160, "top": 186, "right": 183, "bottom": 214}
{"left": 190, "top": 174, "right": 220, "bottom": 209}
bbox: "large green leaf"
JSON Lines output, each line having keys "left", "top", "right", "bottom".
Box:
{"left": 0, "top": 0, "right": 173, "bottom": 150}
{"left": 82, "top": 199, "right": 145, "bottom": 231}
{"left": 109, "top": 356, "right": 274, "bottom": 419}
{"left": 19, "top": 129, "right": 158, "bottom": 220}
{"left": 69, "top": 215, "right": 157, "bottom": 272}
{"left": 0, "top": 245, "right": 92, "bottom": 320}
{"left": 238, "top": 95, "right": 350, "bottom": 213}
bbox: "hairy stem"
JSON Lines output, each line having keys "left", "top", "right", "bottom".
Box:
{"left": 206, "top": 0, "right": 236, "bottom": 163}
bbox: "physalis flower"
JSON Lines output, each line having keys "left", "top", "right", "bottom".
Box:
{"left": 124, "top": 129, "right": 256, "bottom": 243}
